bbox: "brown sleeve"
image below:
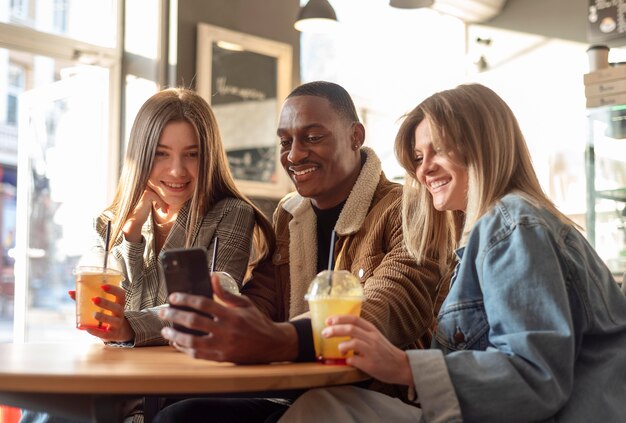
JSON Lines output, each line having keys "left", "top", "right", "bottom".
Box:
{"left": 359, "top": 197, "right": 441, "bottom": 349}
{"left": 241, "top": 257, "right": 281, "bottom": 321}
{"left": 241, "top": 201, "right": 287, "bottom": 322}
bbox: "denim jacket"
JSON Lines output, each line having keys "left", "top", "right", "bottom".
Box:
{"left": 408, "top": 193, "right": 626, "bottom": 423}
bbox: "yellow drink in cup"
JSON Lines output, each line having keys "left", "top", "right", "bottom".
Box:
{"left": 309, "top": 296, "right": 363, "bottom": 364}
{"left": 306, "top": 270, "right": 364, "bottom": 365}
{"left": 74, "top": 266, "right": 124, "bottom": 330}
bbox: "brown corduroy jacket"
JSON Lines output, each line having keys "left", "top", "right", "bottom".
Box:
{"left": 243, "top": 147, "right": 445, "bottom": 350}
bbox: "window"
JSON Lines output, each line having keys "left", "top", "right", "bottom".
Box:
{"left": 3, "top": 0, "right": 116, "bottom": 48}
{"left": 6, "top": 63, "right": 25, "bottom": 125}
{"left": 0, "top": 0, "right": 123, "bottom": 343}
{"left": 53, "top": 0, "right": 68, "bottom": 33}
{"left": 10, "top": 0, "right": 28, "bottom": 20}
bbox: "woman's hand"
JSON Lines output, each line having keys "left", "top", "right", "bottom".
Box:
{"left": 123, "top": 186, "right": 167, "bottom": 242}
{"left": 323, "top": 315, "right": 415, "bottom": 387}
{"left": 81, "top": 284, "right": 134, "bottom": 342}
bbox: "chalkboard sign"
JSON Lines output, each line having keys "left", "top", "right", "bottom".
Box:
{"left": 196, "top": 23, "right": 293, "bottom": 199}
{"left": 588, "top": 0, "right": 626, "bottom": 43}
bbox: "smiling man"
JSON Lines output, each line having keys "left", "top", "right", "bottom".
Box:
{"left": 156, "top": 81, "right": 444, "bottom": 422}
{"left": 279, "top": 94, "right": 361, "bottom": 209}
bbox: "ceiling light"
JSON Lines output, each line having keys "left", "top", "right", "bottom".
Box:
{"left": 389, "top": 0, "right": 434, "bottom": 9}
{"left": 294, "top": 0, "right": 338, "bottom": 33}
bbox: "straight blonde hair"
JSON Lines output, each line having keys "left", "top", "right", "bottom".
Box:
{"left": 106, "top": 88, "right": 274, "bottom": 264}
{"left": 395, "top": 83, "right": 573, "bottom": 272}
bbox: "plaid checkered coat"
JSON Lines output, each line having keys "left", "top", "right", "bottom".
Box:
{"left": 93, "top": 197, "right": 255, "bottom": 346}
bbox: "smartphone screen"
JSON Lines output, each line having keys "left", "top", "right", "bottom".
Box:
{"left": 159, "top": 247, "right": 213, "bottom": 335}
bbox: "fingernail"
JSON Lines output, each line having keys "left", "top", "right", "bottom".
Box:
{"left": 162, "top": 327, "right": 172, "bottom": 337}
{"left": 92, "top": 297, "right": 101, "bottom": 305}
{"left": 322, "top": 328, "right": 331, "bottom": 337}
{"left": 170, "top": 293, "right": 180, "bottom": 302}
{"left": 101, "top": 285, "right": 110, "bottom": 292}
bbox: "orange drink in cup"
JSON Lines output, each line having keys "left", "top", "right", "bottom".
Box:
{"left": 74, "top": 266, "right": 124, "bottom": 330}
{"left": 306, "top": 270, "right": 364, "bottom": 365}
{"left": 73, "top": 249, "right": 124, "bottom": 330}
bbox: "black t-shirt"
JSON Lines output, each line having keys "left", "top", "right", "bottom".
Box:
{"left": 289, "top": 200, "right": 346, "bottom": 363}
{"left": 312, "top": 200, "right": 346, "bottom": 273}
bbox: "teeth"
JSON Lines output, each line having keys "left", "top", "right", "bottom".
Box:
{"left": 164, "top": 182, "right": 186, "bottom": 188}
{"left": 292, "top": 167, "right": 317, "bottom": 176}
{"left": 430, "top": 179, "right": 449, "bottom": 189}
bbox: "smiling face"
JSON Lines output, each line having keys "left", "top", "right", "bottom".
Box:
{"left": 277, "top": 95, "right": 363, "bottom": 209}
{"left": 147, "top": 120, "right": 199, "bottom": 212}
{"left": 413, "top": 119, "right": 468, "bottom": 212}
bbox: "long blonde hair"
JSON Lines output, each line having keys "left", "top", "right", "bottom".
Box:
{"left": 395, "top": 83, "right": 573, "bottom": 271}
{"left": 106, "top": 88, "right": 274, "bottom": 263}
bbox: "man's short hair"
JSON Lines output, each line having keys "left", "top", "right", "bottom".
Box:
{"left": 287, "top": 81, "right": 359, "bottom": 123}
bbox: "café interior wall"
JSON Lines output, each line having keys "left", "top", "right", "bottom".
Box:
{"left": 174, "top": 0, "right": 301, "bottom": 91}
{"left": 486, "top": 0, "right": 589, "bottom": 45}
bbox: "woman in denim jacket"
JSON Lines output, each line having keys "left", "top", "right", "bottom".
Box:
{"left": 278, "top": 83, "right": 626, "bottom": 422}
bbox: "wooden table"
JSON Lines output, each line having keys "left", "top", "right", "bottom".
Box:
{"left": 0, "top": 342, "right": 369, "bottom": 422}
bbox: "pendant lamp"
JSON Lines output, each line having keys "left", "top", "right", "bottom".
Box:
{"left": 294, "top": 0, "right": 338, "bottom": 33}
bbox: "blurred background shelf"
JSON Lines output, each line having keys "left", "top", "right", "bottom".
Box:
{"left": 586, "top": 108, "right": 626, "bottom": 278}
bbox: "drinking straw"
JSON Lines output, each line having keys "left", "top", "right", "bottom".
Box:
{"left": 327, "top": 229, "right": 337, "bottom": 272}
{"left": 100, "top": 220, "right": 112, "bottom": 329}
{"left": 103, "top": 220, "right": 111, "bottom": 269}
{"left": 327, "top": 229, "right": 337, "bottom": 288}
{"left": 210, "top": 236, "right": 219, "bottom": 273}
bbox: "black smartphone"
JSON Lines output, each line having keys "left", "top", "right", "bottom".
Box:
{"left": 159, "top": 247, "right": 213, "bottom": 335}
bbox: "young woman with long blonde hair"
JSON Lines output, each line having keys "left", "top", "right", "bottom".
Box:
{"left": 278, "top": 83, "right": 626, "bottom": 422}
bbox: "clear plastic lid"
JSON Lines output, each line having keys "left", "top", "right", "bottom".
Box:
{"left": 213, "top": 271, "right": 240, "bottom": 295}
{"left": 305, "top": 270, "right": 363, "bottom": 299}
{"left": 74, "top": 247, "right": 124, "bottom": 274}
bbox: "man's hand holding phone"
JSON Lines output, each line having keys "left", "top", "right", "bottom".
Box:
{"left": 159, "top": 275, "right": 299, "bottom": 364}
